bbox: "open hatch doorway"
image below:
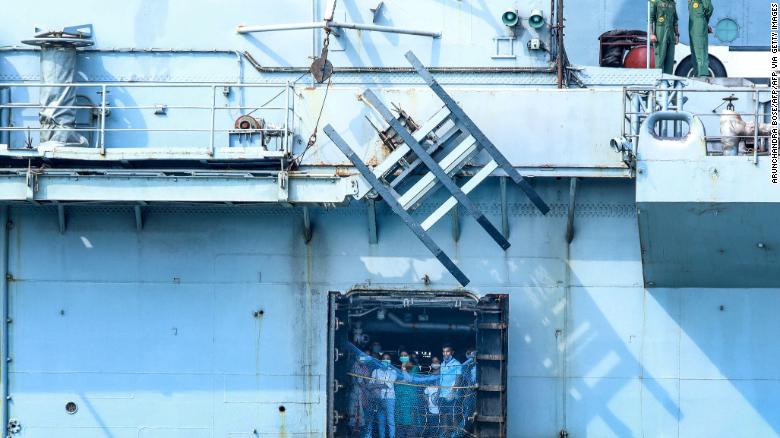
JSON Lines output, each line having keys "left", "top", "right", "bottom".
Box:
{"left": 327, "top": 290, "right": 509, "bottom": 438}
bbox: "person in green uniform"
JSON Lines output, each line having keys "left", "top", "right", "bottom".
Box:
{"left": 649, "top": 0, "right": 680, "bottom": 74}
{"left": 688, "top": 0, "right": 714, "bottom": 77}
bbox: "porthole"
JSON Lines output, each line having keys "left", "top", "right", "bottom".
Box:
{"left": 65, "top": 401, "right": 78, "bottom": 414}
{"left": 715, "top": 18, "right": 739, "bottom": 43}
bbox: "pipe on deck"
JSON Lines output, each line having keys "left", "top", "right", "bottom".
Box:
{"left": 237, "top": 20, "right": 440, "bottom": 38}
{"left": 0, "top": 206, "right": 9, "bottom": 432}
{"left": 386, "top": 312, "right": 473, "bottom": 332}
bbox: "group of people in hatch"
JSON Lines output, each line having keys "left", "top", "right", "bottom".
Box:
{"left": 348, "top": 343, "right": 477, "bottom": 438}
{"left": 649, "top": 0, "right": 714, "bottom": 75}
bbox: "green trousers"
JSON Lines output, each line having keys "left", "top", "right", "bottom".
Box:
{"left": 654, "top": 36, "right": 676, "bottom": 74}
{"left": 688, "top": 5, "right": 711, "bottom": 76}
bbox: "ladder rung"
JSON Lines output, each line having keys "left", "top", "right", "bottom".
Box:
{"left": 323, "top": 123, "right": 471, "bottom": 286}
{"left": 372, "top": 107, "right": 452, "bottom": 179}
{"left": 398, "top": 135, "right": 477, "bottom": 210}
{"left": 405, "top": 50, "right": 550, "bottom": 215}
{"left": 421, "top": 160, "right": 498, "bottom": 230}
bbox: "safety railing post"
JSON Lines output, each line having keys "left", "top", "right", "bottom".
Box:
{"left": 660, "top": 81, "right": 670, "bottom": 137}
{"left": 99, "top": 84, "right": 107, "bottom": 154}
{"left": 285, "top": 81, "right": 290, "bottom": 154}
{"left": 649, "top": 87, "right": 656, "bottom": 135}
{"left": 752, "top": 90, "right": 760, "bottom": 165}
{"left": 674, "top": 81, "right": 683, "bottom": 137}
{"left": 621, "top": 87, "right": 627, "bottom": 139}
{"left": 209, "top": 85, "right": 216, "bottom": 156}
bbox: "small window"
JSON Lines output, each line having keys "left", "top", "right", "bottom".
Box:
{"left": 715, "top": 18, "right": 739, "bottom": 43}
{"left": 65, "top": 401, "right": 78, "bottom": 414}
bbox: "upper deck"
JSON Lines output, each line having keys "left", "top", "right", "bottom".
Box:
{"left": 0, "top": 2, "right": 774, "bottom": 252}
{"left": 0, "top": 0, "right": 670, "bottom": 203}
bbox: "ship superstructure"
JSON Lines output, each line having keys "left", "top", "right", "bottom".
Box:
{"left": 0, "top": 1, "right": 776, "bottom": 437}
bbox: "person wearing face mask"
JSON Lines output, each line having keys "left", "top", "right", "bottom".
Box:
{"left": 459, "top": 348, "right": 478, "bottom": 437}
{"left": 368, "top": 353, "right": 398, "bottom": 438}
{"left": 350, "top": 351, "right": 373, "bottom": 436}
{"left": 395, "top": 353, "right": 418, "bottom": 438}
{"left": 422, "top": 357, "right": 441, "bottom": 437}
{"left": 438, "top": 344, "right": 462, "bottom": 438}
{"left": 430, "top": 356, "right": 441, "bottom": 372}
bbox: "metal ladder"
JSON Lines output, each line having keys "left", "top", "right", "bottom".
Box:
{"left": 323, "top": 51, "right": 549, "bottom": 286}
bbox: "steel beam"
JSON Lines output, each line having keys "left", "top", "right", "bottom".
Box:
{"left": 323, "top": 124, "right": 469, "bottom": 286}
{"left": 367, "top": 199, "right": 378, "bottom": 244}
{"left": 134, "top": 205, "right": 143, "bottom": 231}
{"left": 566, "top": 177, "right": 578, "bottom": 243}
{"left": 0, "top": 207, "right": 9, "bottom": 434}
{"left": 57, "top": 203, "right": 66, "bottom": 234}
{"left": 451, "top": 204, "right": 460, "bottom": 243}
{"left": 404, "top": 51, "right": 550, "bottom": 215}
{"left": 500, "top": 176, "right": 509, "bottom": 239}
{"left": 362, "top": 89, "right": 511, "bottom": 250}
{"left": 0, "top": 172, "right": 356, "bottom": 203}
{"left": 303, "top": 207, "right": 313, "bottom": 244}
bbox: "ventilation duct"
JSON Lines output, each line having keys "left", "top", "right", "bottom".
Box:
{"left": 22, "top": 25, "right": 93, "bottom": 147}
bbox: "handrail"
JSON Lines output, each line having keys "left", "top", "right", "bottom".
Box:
{"left": 623, "top": 83, "right": 771, "bottom": 162}
{"left": 643, "top": 110, "right": 701, "bottom": 139}
{"left": 0, "top": 82, "right": 296, "bottom": 156}
{"left": 0, "top": 82, "right": 286, "bottom": 87}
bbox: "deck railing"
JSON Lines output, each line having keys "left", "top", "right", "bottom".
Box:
{"left": 622, "top": 81, "right": 772, "bottom": 163}
{"left": 0, "top": 82, "right": 296, "bottom": 157}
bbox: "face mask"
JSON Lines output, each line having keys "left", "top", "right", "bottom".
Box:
{"left": 372, "top": 345, "right": 382, "bottom": 354}
{"left": 431, "top": 363, "right": 441, "bottom": 370}
{"left": 399, "top": 356, "right": 410, "bottom": 363}
{"left": 381, "top": 360, "right": 391, "bottom": 366}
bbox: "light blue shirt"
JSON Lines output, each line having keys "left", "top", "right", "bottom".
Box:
{"left": 438, "top": 356, "right": 462, "bottom": 399}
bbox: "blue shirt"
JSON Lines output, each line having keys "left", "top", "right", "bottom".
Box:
{"left": 438, "top": 356, "right": 462, "bottom": 399}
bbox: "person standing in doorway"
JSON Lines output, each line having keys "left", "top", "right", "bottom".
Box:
{"left": 395, "top": 355, "right": 418, "bottom": 438}
{"left": 350, "top": 351, "right": 373, "bottom": 437}
{"left": 459, "top": 348, "right": 478, "bottom": 436}
{"left": 369, "top": 353, "right": 398, "bottom": 438}
{"left": 649, "top": 0, "right": 679, "bottom": 74}
{"left": 438, "top": 344, "right": 462, "bottom": 438}
{"left": 423, "top": 357, "right": 441, "bottom": 437}
{"left": 688, "top": 0, "right": 714, "bottom": 77}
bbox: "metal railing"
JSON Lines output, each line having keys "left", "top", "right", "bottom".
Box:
{"left": 0, "top": 82, "right": 297, "bottom": 157}
{"left": 622, "top": 81, "right": 771, "bottom": 163}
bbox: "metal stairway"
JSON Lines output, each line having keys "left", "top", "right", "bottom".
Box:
{"left": 324, "top": 51, "right": 549, "bottom": 286}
